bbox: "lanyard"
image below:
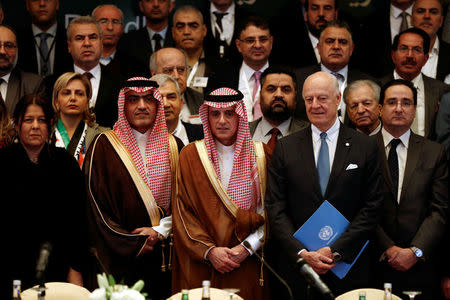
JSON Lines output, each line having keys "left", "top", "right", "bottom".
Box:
{"left": 187, "top": 60, "right": 199, "bottom": 87}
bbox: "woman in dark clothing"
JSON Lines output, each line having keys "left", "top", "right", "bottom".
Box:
{"left": 0, "top": 94, "right": 88, "bottom": 297}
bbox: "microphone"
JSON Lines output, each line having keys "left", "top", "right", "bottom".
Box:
{"left": 90, "top": 247, "right": 109, "bottom": 275}
{"left": 243, "top": 241, "right": 294, "bottom": 300}
{"left": 296, "top": 257, "right": 335, "bottom": 300}
{"left": 36, "top": 242, "right": 52, "bottom": 283}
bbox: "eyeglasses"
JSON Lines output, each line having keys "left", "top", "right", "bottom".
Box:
{"left": 239, "top": 36, "right": 271, "bottom": 45}
{"left": 397, "top": 46, "right": 424, "bottom": 54}
{"left": 385, "top": 99, "right": 414, "bottom": 107}
{"left": 162, "top": 66, "right": 187, "bottom": 75}
{"left": 98, "top": 19, "right": 123, "bottom": 26}
{"left": 0, "top": 42, "right": 17, "bottom": 51}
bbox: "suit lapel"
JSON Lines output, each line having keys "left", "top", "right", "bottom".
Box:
{"left": 399, "top": 133, "right": 421, "bottom": 202}
{"left": 376, "top": 131, "right": 397, "bottom": 203}
{"left": 326, "top": 125, "right": 351, "bottom": 197}
{"left": 422, "top": 75, "right": 439, "bottom": 138}
{"left": 5, "top": 69, "right": 20, "bottom": 115}
{"left": 300, "top": 127, "right": 323, "bottom": 203}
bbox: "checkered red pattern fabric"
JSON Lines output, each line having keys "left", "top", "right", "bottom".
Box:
{"left": 113, "top": 77, "right": 171, "bottom": 212}
{"left": 199, "top": 87, "right": 260, "bottom": 211}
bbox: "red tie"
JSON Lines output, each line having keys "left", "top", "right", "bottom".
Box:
{"left": 267, "top": 127, "right": 280, "bottom": 152}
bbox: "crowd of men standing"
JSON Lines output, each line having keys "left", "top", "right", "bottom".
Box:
{"left": 1, "top": 0, "right": 450, "bottom": 299}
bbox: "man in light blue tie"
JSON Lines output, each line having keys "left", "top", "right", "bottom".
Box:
{"left": 265, "top": 71, "right": 384, "bottom": 299}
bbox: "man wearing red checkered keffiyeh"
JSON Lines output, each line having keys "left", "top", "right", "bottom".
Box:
{"left": 83, "top": 77, "right": 181, "bottom": 299}
{"left": 172, "top": 87, "right": 271, "bottom": 300}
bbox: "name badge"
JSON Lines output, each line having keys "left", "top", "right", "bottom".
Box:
{"left": 193, "top": 77, "right": 208, "bottom": 87}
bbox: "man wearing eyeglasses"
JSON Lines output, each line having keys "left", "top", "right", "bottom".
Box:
{"left": 381, "top": 27, "right": 449, "bottom": 140}
{"left": 92, "top": 4, "right": 124, "bottom": 74}
{"left": 16, "top": 0, "right": 72, "bottom": 77}
{"left": 150, "top": 47, "right": 203, "bottom": 124}
{"left": 0, "top": 25, "right": 44, "bottom": 117}
{"left": 373, "top": 79, "right": 448, "bottom": 299}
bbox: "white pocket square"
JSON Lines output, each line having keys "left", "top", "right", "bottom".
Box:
{"left": 346, "top": 163, "right": 358, "bottom": 170}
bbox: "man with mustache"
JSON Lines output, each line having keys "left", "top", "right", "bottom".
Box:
{"left": 249, "top": 67, "right": 308, "bottom": 152}
{"left": 117, "top": 0, "right": 175, "bottom": 77}
{"left": 294, "top": 20, "right": 376, "bottom": 123}
{"left": 0, "top": 25, "right": 44, "bottom": 117}
{"left": 411, "top": 0, "right": 450, "bottom": 83}
{"left": 16, "top": 0, "right": 72, "bottom": 77}
{"left": 381, "top": 27, "right": 449, "bottom": 139}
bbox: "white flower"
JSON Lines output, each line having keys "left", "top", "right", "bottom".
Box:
{"left": 111, "top": 289, "right": 145, "bottom": 300}
{"left": 89, "top": 288, "right": 106, "bottom": 300}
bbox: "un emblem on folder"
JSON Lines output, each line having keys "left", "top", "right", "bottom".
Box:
{"left": 318, "top": 225, "right": 333, "bottom": 241}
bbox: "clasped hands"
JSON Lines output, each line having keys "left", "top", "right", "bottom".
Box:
{"left": 207, "top": 245, "right": 250, "bottom": 274}
{"left": 132, "top": 227, "right": 160, "bottom": 254}
{"left": 300, "top": 246, "right": 335, "bottom": 274}
{"left": 385, "top": 245, "right": 418, "bottom": 271}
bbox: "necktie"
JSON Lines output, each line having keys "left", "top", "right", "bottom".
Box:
{"left": 400, "top": 11, "right": 409, "bottom": 32}
{"left": 331, "top": 72, "right": 344, "bottom": 82}
{"left": 83, "top": 72, "right": 93, "bottom": 80}
{"left": 388, "top": 138, "right": 401, "bottom": 200}
{"left": 213, "top": 12, "right": 228, "bottom": 36}
{"left": 153, "top": 33, "right": 162, "bottom": 52}
{"left": 38, "top": 32, "right": 51, "bottom": 76}
{"left": 252, "top": 71, "right": 262, "bottom": 120}
{"left": 267, "top": 127, "right": 280, "bottom": 152}
{"left": 317, "top": 132, "right": 330, "bottom": 197}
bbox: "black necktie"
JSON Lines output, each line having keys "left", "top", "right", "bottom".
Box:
{"left": 37, "top": 32, "right": 51, "bottom": 76}
{"left": 83, "top": 72, "right": 93, "bottom": 80}
{"left": 213, "top": 12, "right": 228, "bottom": 37}
{"left": 153, "top": 33, "right": 162, "bottom": 51}
{"left": 388, "top": 139, "right": 401, "bottom": 198}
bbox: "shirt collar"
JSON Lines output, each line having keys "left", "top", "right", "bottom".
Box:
{"left": 32, "top": 22, "right": 57, "bottom": 37}
{"left": 391, "top": 3, "right": 413, "bottom": 18}
{"left": 215, "top": 139, "right": 235, "bottom": 154}
{"left": 260, "top": 117, "right": 292, "bottom": 137}
{"left": 132, "top": 128, "right": 151, "bottom": 147}
{"left": 242, "top": 61, "right": 269, "bottom": 80}
{"left": 381, "top": 126, "right": 410, "bottom": 149}
{"left": 321, "top": 64, "right": 348, "bottom": 80}
{"left": 308, "top": 30, "right": 319, "bottom": 47}
{"left": 2, "top": 72, "right": 11, "bottom": 84}
{"left": 74, "top": 63, "right": 101, "bottom": 78}
{"left": 211, "top": 1, "right": 235, "bottom": 15}
{"left": 311, "top": 117, "right": 340, "bottom": 141}
{"left": 431, "top": 38, "right": 439, "bottom": 56}
{"left": 172, "top": 119, "right": 184, "bottom": 135}
{"left": 393, "top": 70, "right": 423, "bottom": 89}
{"left": 147, "top": 26, "right": 168, "bottom": 39}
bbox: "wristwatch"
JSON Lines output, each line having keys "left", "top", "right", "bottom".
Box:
{"left": 410, "top": 246, "right": 423, "bottom": 259}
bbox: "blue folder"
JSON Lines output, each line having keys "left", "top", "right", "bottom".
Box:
{"left": 293, "top": 200, "right": 369, "bottom": 279}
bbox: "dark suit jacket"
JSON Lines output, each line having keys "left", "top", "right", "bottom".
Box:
{"left": 44, "top": 65, "right": 123, "bottom": 128}
{"left": 374, "top": 131, "right": 448, "bottom": 293}
{"left": 380, "top": 73, "right": 450, "bottom": 139}
{"left": 294, "top": 64, "right": 377, "bottom": 122}
{"left": 5, "top": 67, "right": 45, "bottom": 116}
{"left": 248, "top": 117, "right": 309, "bottom": 137}
{"left": 182, "top": 121, "right": 204, "bottom": 143}
{"left": 437, "top": 39, "right": 450, "bottom": 82}
{"left": 116, "top": 27, "right": 174, "bottom": 77}
{"left": 265, "top": 124, "right": 383, "bottom": 297}
{"left": 436, "top": 92, "right": 450, "bottom": 157}
{"left": 16, "top": 23, "right": 72, "bottom": 77}
{"left": 183, "top": 87, "right": 204, "bottom": 116}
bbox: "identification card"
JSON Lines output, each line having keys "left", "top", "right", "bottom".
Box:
{"left": 193, "top": 77, "right": 208, "bottom": 87}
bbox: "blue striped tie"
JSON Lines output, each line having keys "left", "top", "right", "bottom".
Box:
{"left": 317, "top": 132, "right": 330, "bottom": 197}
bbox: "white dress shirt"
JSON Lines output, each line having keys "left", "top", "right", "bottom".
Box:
{"left": 252, "top": 117, "right": 292, "bottom": 143}
{"left": 308, "top": 31, "right": 321, "bottom": 63}
{"left": 0, "top": 72, "right": 11, "bottom": 101}
{"left": 146, "top": 26, "right": 168, "bottom": 52}
{"left": 390, "top": 4, "right": 413, "bottom": 42}
{"left": 421, "top": 38, "right": 439, "bottom": 79}
{"left": 238, "top": 61, "right": 269, "bottom": 121}
{"left": 381, "top": 127, "right": 410, "bottom": 203}
{"left": 210, "top": 2, "right": 235, "bottom": 45}
{"left": 74, "top": 64, "right": 101, "bottom": 108}
{"left": 321, "top": 64, "right": 348, "bottom": 122}
{"left": 311, "top": 117, "right": 340, "bottom": 171}
{"left": 393, "top": 71, "right": 425, "bottom": 136}
{"left": 32, "top": 23, "right": 57, "bottom": 75}
{"left": 100, "top": 50, "right": 116, "bottom": 66}
{"left": 172, "top": 119, "right": 189, "bottom": 146}
{"left": 132, "top": 128, "right": 172, "bottom": 238}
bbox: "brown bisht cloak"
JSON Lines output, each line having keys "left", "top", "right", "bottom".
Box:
{"left": 172, "top": 141, "right": 271, "bottom": 300}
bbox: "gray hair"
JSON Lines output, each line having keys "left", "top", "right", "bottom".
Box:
{"left": 67, "top": 16, "right": 102, "bottom": 41}
{"left": 172, "top": 5, "right": 204, "bottom": 24}
{"left": 92, "top": 4, "right": 124, "bottom": 21}
{"left": 343, "top": 80, "right": 380, "bottom": 105}
{"left": 150, "top": 74, "right": 181, "bottom": 96}
{"left": 149, "top": 47, "right": 190, "bottom": 73}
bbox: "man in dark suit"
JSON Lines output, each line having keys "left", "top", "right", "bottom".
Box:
{"left": 0, "top": 25, "right": 44, "bottom": 116}
{"left": 150, "top": 47, "right": 203, "bottom": 125}
{"left": 45, "top": 16, "right": 122, "bottom": 128}
{"left": 16, "top": 0, "right": 71, "bottom": 77}
{"left": 436, "top": 92, "right": 450, "bottom": 156}
{"left": 412, "top": 0, "right": 450, "bottom": 82}
{"left": 374, "top": 79, "right": 448, "bottom": 298}
{"left": 381, "top": 27, "right": 450, "bottom": 140}
{"left": 151, "top": 73, "right": 203, "bottom": 145}
{"left": 249, "top": 66, "right": 308, "bottom": 151}
{"left": 294, "top": 20, "right": 376, "bottom": 123}
{"left": 116, "top": 0, "right": 174, "bottom": 77}
{"left": 265, "top": 71, "right": 383, "bottom": 299}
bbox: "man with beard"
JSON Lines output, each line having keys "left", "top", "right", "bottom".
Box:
{"left": 381, "top": 27, "right": 450, "bottom": 139}
{"left": 117, "top": 0, "right": 175, "bottom": 77}
{"left": 16, "top": 0, "right": 72, "bottom": 77}
{"left": 0, "top": 25, "right": 44, "bottom": 116}
{"left": 250, "top": 67, "right": 309, "bottom": 152}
